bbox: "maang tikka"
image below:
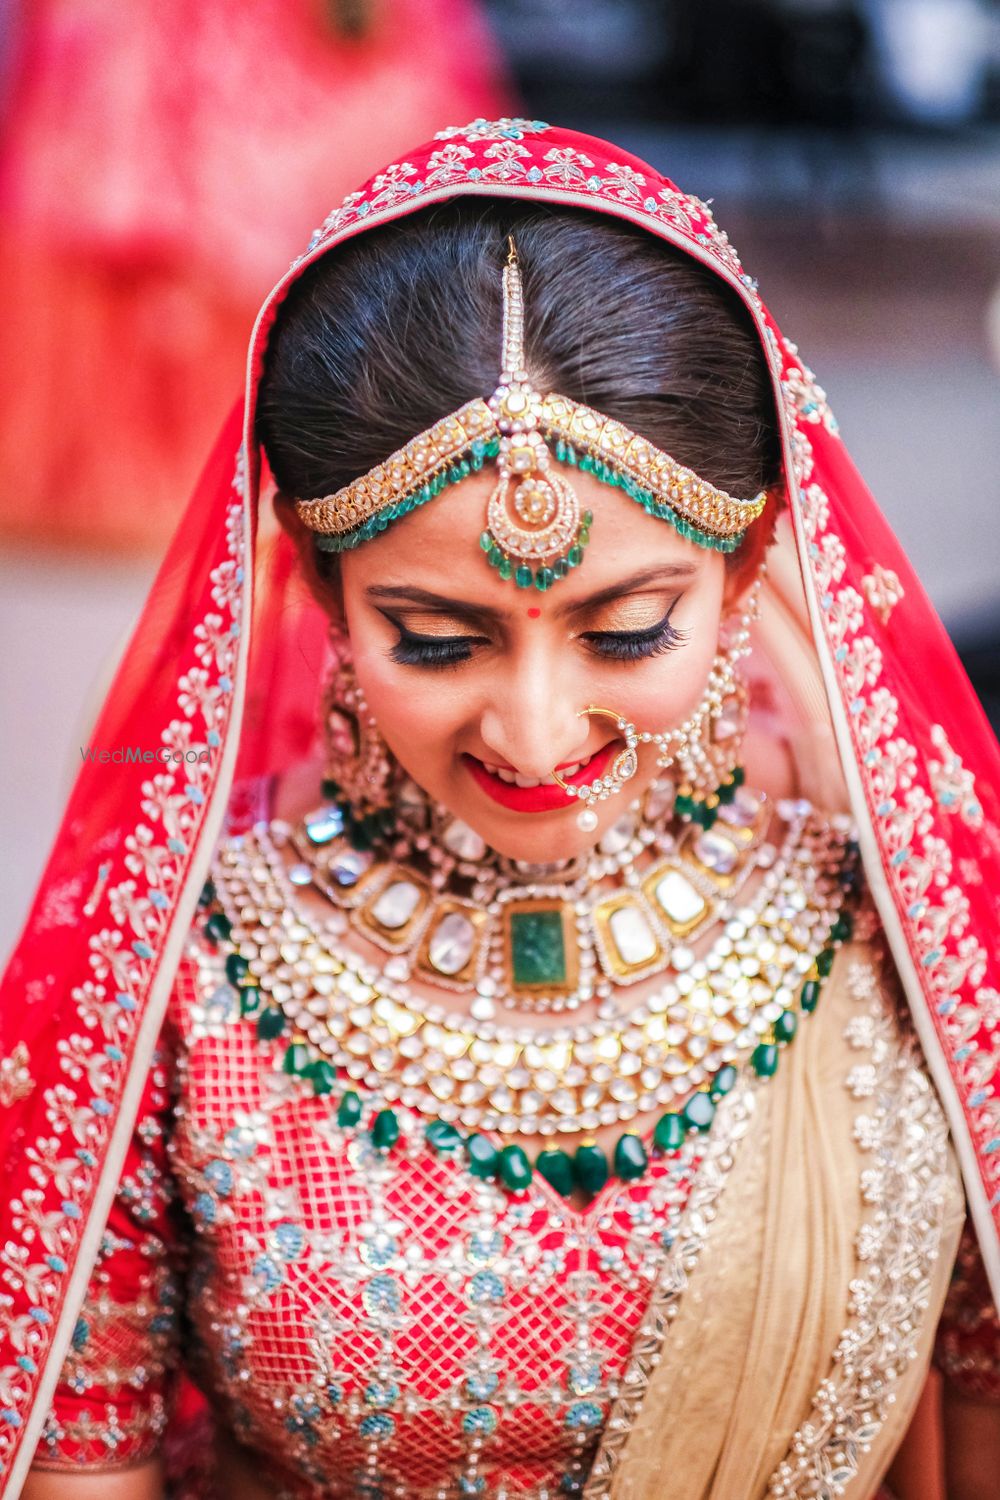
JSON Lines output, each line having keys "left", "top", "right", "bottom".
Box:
{"left": 294, "top": 242, "right": 767, "bottom": 583}
{"left": 479, "top": 238, "right": 591, "bottom": 587}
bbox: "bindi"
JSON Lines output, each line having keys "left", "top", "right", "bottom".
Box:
{"left": 527, "top": 607, "right": 541, "bottom": 619}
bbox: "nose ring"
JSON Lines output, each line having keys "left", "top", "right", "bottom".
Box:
{"left": 551, "top": 706, "right": 640, "bottom": 831}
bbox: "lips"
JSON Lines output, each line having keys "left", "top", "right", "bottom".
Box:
{"left": 462, "top": 741, "right": 619, "bottom": 813}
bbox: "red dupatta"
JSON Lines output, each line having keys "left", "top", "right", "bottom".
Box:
{"left": 1, "top": 121, "right": 998, "bottom": 1493}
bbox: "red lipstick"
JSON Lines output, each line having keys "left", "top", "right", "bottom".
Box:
{"left": 462, "top": 741, "right": 619, "bottom": 814}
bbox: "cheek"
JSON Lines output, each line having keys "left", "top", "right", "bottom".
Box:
{"left": 350, "top": 640, "right": 469, "bottom": 770}
{"left": 613, "top": 601, "right": 724, "bottom": 733}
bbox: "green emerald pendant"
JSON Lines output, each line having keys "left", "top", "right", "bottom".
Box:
{"left": 508, "top": 908, "right": 567, "bottom": 989}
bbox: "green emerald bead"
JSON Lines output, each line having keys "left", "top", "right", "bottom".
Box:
{"left": 256, "top": 1007, "right": 287, "bottom": 1042}
{"left": 371, "top": 1109, "right": 400, "bottom": 1152}
{"left": 535, "top": 568, "right": 554, "bottom": 591}
{"left": 583, "top": 509, "right": 594, "bottom": 526}
{"left": 239, "top": 985, "right": 263, "bottom": 1018}
{"left": 567, "top": 545, "right": 583, "bottom": 567}
{"left": 307, "top": 1059, "right": 336, "bottom": 1096}
{"left": 466, "top": 1133, "right": 500, "bottom": 1180}
{"left": 653, "top": 1112, "right": 685, "bottom": 1154}
{"left": 198, "top": 879, "right": 216, "bottom": 909}
{"left": 578, "top": 527, "right": 590, "bottom": 545}
{"left": 681, "top": 1091, "right": 716, "bottom": 1132}
{"left": 555, "top": 439, "right": 567, "bottom": 461}
{"left": 673, "top": 793, "right": 695, "bottom": 819}
{"left": 499, "top": 1144, "right": 533, "bottom": 1193}
{"left": 487, "top": 545, "right": 503, "bottom": 569}
{"left": 716, "top": 777, "right": 737, "bottom": 805}
{"left": 815, "top": 947, "right": 835, "bottom": 978}
{"left": 773, "top": 1010, "right": 798, "bottom": 1044}
{"left": 831, "top": 912, "right": 854, "bottom": 943}
{"left": 751, "top": 1043, "right": 779, "bottom": 1078}
{"left": 204, "top": 911, "right": 232, "bottom": 943}
{"left": 613, "top": 1133, "right": 648, "bottom": 1182}
{"left": 498, "top": 558, "right": 513, "bottom": 581}
{"left": 282, "top": 1042, "right": 311, "bottom": 1076}
{"left": 536, "top": 1149, "right": 574, "bottom": 1197}
{"left": 573, "top": 1143, "right": 609, "bottom": 1197}
{"left": 458, "top": 460, "right": 471, "bottom": 478}
{"left": 320, "top": 777, "right": 341, "bottom": 800}
{"left": 515, "top": 565, "right": 533, "bottom": 589}
{"left": 709, "top": 1064, "right": 738, "bottom": 1100}
{"left": 554, "top": 557, "right": 568, "bottom": 579}
{"left": 225, "top": 952, "right": 250, "bottom": 985}
{"left": 337, "top": 1090, "right": 362, "bottom": 1127}
{"left": 801, "top": 978, "right": 821, "bottom": 1013}
{"left": 425, "top": 1119, "right": 464, "bottom": 1154}
{"left": 479, "top": 530, "right": 493, "bottom": 553}
{"left": 732, "top": 766, "right": 746, "bottom": 786}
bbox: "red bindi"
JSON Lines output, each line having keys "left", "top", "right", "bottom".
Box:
{"left": 527, "top": 606, "right": 541, "bottom": 618}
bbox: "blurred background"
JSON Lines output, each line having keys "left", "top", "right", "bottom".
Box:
{"left": 2, "top": 0, "right": 999, "bottom": 961}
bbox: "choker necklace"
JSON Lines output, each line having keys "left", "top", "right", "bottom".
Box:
{"left": 281, "top": 776, "right": 789, "bottom": 1016}
{"left": 200, "top": 787, "right": 859, "bottom": 1166}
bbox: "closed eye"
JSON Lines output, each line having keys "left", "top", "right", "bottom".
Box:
{"left": 582, "top": 604, "right": 688, "bottom": 661}
{"left": 378, "top": 609, "right": 489, "bottom": 668}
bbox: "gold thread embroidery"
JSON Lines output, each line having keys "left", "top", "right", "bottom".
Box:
{"left": 766, "top": 958, "right": 953, "bottom": 1497}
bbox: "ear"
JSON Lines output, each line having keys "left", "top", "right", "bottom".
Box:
{"left": 273, "top": 492, "right": 346, "bottom": 625}
{"left": 721, "top": 485, "right": 781, "bottom": 611}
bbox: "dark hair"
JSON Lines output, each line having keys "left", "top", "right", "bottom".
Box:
{"left": 257, "top": 198, "right": 782, "bottom": 543}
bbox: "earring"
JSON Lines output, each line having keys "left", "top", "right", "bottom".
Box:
{"left": 320, "top": 628, "right": 395, "bottom": 845}
{"left": 644, "top": 578, "right": 761, "bottom": 829}
{"left": 552, "top": 707, "right": 640, "bottom": 832}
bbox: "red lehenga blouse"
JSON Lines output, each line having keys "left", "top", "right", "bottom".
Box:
{"left": 28, "top": 783, "right": 999, "bottom": 1499}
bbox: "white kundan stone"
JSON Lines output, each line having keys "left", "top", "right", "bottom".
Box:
{"left": 653, "top": 869, "right": 707, "bottom": 927}
{"left": 370, "top": 880, "right": 422, "bottom": 931}
{"left": 608, "top": 904, "right": 658, "bottom": 966}
{"left": 427, "top": 911, "right": 476, "bottom": 975}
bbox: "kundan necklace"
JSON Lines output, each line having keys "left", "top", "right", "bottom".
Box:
{"left": 197, "top": 780, "right": 859, "bottom": 1198}
{"left": 282, "top": 776, "right": 794, "bottom": 1015}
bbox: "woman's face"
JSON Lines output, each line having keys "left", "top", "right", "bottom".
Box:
{"left": 338, "top": 466, "right": 746, "bottom": 863}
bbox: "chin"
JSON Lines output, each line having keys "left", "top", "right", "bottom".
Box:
{"left": 466, "top": 807, "right": 592, "bottom": 863}
{"left": 448, "top": 778, "right": 660, "bottom": 864}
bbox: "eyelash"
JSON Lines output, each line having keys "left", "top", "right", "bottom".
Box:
{"left": 582, "top": 610, "right": 687, "bottom": 661}
{"left": 389, "top": 634, "right": 482, "bottom": 668}
{"left": 385, "top": 606, "right": 687, "bottom": 669}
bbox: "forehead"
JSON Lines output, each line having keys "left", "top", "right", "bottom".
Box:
{"left": 339, "top": 463, "right": 718, "bottom": 598}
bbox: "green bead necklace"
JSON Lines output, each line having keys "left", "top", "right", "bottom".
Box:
{"left": 201, "top": 892, "right": 855, "bottom": 1203}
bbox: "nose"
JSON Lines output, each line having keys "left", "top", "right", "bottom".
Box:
{"left": 477, "top": 645, "right": 592, "bottom": 780}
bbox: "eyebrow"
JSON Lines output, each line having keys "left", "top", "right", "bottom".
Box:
{"left": 366, "top": 564, "right": 699, "bottom": 623}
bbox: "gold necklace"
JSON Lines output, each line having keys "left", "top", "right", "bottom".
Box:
{"left": 284, "top": 779, "right": 785, "bottom": 1015}
{"left": 204, "top": 792, "right": 856, "bottom": 1140}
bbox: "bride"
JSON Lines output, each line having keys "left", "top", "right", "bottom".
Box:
{"left": 5, "top": 121, "right": 998, "bottom": 1500}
